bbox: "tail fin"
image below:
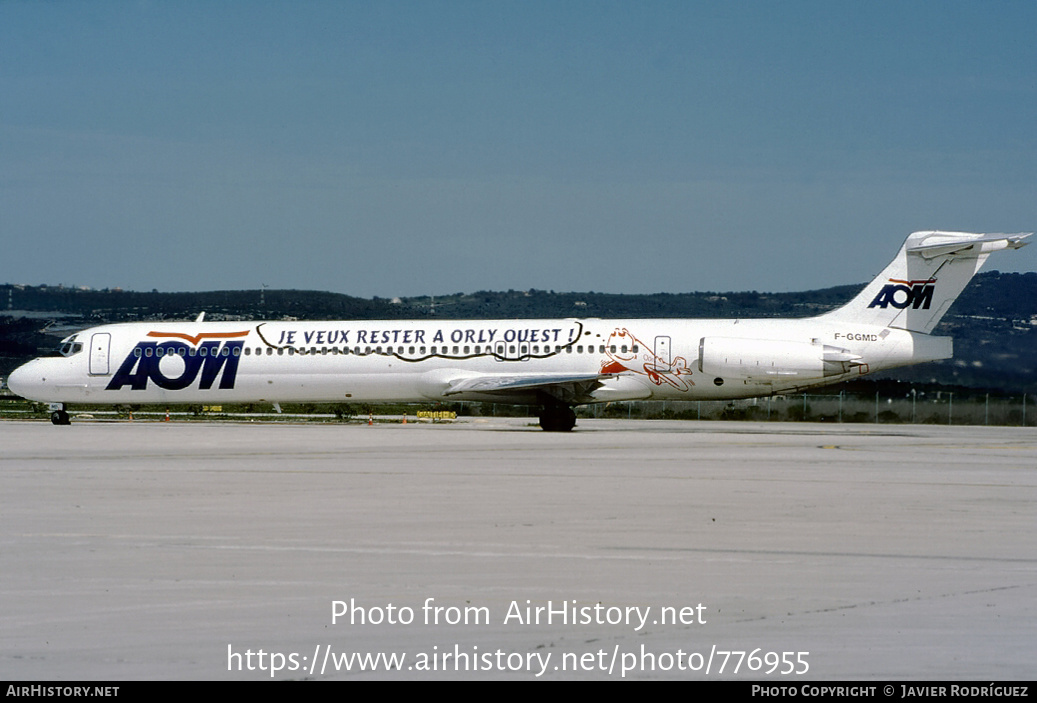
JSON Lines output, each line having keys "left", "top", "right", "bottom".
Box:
{"left": 818, "top": 231, "right": 1030, "bottom": 333}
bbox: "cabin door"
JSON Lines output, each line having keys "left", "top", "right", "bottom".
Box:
{"left": 89, "top": 333, "right": 111, "bottom": 376}
{"left": 653, "top": 336, "right": 672, "bottom": 373}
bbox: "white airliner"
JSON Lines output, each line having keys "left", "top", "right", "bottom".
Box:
{"left": 7, "top": 231, "right": 1030, "bottom": 430}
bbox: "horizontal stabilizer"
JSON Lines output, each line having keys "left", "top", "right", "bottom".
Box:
{"left": 907, "top": 232, "right": 1031, "bottom": 259}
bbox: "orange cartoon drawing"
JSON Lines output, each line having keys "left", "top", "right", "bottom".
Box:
{"left": 600, "top": 328, "right": 694, "bottom": 392}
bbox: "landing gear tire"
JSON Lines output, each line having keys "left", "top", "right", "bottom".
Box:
{"left": 50, "top": 410, "right": 71, "bottom": 426}
{"left": 539, "top": 405, "right": 576, "bottom": 432}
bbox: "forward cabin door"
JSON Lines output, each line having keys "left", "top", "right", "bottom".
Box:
{"left": 89, "top": 333, "right": 111, "bottom": 376}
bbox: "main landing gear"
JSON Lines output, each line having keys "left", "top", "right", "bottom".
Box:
{"left": 538, "top": 403, "right": 576, "bottom": 432}
{"left": 50, "top": 404, "right": 71, "bottom": 426}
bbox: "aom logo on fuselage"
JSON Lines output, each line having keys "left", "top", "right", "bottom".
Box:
{"left": 106, "top": 331, "right": 248, "bottom": 391}
{"left": 867, "top": 278, "right": 936, "bottom": 310}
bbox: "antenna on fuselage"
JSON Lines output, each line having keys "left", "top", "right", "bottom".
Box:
{"left": 195, "top": 312, "right": 206, "bottom": 323}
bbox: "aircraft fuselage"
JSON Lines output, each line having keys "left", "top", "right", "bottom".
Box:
{"left": 8, "top": 316, "right": 949, "bottom": 406}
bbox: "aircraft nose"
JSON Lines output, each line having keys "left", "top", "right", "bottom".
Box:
{"left": 6, "top": 361, "right": 37, "bottom": 399}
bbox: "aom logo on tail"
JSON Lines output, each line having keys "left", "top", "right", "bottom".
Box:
{"left": 867, "top": 278, "right": 936, "bottom": 310}
{"left": 106, "top": 331, "right": 248, "bottom": 391}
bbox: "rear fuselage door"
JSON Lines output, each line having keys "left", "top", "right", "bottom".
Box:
{"left": 89, "top": 333, "right": 112, "bottom": 375}
{"left": 653, "top": 335, "right": 672, "bottom": 373}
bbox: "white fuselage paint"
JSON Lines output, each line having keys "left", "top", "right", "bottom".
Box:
{"left": 8, "top": 316, "right": 950, "bottom": 406}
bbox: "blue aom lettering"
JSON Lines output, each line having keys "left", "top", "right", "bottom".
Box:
{"left": 106, "top": 341, "right": 243, "bottom": 391}
{"left": 867, "top": 282, "right": 935, "bottom": 310}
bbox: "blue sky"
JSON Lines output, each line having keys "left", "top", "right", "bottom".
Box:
{"left": 3, "top": 1, "right": 1035, "bottom": 297}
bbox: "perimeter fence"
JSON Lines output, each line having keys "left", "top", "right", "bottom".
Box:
{"left": 573, "top": 391, "right": 1035, "bottom": 426}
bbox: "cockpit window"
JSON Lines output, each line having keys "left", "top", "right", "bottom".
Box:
{"left": 46, "top": 335, "right": 84, "bottom": 358}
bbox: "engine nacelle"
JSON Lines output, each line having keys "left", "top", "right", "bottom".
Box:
{"left": 698, "top": 337, "right": 860, "bottom": 381}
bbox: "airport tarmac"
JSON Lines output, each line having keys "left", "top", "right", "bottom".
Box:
{"left": 1, "top": 417, "right": 1034, "bottom": 680}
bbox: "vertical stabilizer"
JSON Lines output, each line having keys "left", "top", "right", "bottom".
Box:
{"left": 818, "top": 231, "right": 1030, "bottom": 333}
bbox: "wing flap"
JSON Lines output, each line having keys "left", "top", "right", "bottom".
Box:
{"left": 443, "top": 372, "right": 610, "bottom": 396}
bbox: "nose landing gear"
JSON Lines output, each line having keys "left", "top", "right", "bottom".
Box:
{"left": 49, "top": 404, "right": 71, "bottom": 425}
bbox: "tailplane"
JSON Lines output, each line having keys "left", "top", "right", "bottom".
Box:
{"left": 818, "top": 231, "right": 1030, "bottom": 333}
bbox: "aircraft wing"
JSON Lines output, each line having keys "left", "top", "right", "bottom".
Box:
{"left": 442, "top": 372, "right": 612, "bottom": 402}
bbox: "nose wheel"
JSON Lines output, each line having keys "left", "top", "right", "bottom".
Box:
{"left": 49, "top": 404, "right": 71, "bottom": 425}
